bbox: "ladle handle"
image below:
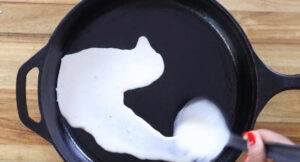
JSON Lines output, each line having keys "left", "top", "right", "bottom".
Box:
{"left": 265, "top": 143, "right": 300, "bottom": 162}
{"left": 228, "top": 134, "right": 300, "bottom": 162}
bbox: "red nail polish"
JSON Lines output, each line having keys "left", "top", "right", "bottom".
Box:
{"left": 243, "top": 131, "right": 256, "bottom": 145}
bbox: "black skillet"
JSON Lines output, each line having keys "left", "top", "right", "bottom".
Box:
{"left": 16, "top": 0, "right": 300, "bottom": 162}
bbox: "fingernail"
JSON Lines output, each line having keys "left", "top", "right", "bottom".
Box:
{"left": 243, "top": 131, "right": 256, "bottom": 145}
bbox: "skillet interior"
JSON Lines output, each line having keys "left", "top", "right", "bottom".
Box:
{"left": 44, "top": 0, "right": 257, "bottom": 161}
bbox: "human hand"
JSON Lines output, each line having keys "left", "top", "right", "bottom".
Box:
{"left": 243, "top": 129, "right": 295, "bottom": 162}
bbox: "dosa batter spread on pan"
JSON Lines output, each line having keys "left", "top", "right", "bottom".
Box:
{"left": 56, "top": 36, "right": 230, "bottom": 162}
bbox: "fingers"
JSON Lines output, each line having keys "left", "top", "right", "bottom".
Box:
{"left": 255, "top": 129, "right": 295, "bottom": 145}
{"left": 243, "top": 131, "right": 267, "bottom": 162}
{"left": 243, "top": 129, "right": 294, "bottom": 162}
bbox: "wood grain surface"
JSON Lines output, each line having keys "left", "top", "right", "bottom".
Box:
{"left": 0, "top": 0, "right": 299, "bottom": 161}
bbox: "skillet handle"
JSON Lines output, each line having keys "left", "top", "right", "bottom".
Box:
{"left": 16, "top": 46, "right": 51, "bottom": 143}
{"left": 279, "top": 74, "right": 300, "bottom": 89}
{"left": 254, "top": 54, "right": 300, "bottom": 113}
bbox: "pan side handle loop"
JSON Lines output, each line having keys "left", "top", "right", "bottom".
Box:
{"left": 16, "top": 45, "right": 52, "bottom": 143}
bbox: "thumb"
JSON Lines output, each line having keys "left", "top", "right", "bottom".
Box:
{"left": 243, "top": 131, "right": 267, "bottom": 162}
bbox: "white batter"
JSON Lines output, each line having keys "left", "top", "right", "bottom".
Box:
{"left": 56, "top": 36, "right": 230, "bottom": 162}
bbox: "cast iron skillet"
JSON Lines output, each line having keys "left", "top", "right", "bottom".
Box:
{"left": 16, "top": 0, "right": 300, "bottom": 162}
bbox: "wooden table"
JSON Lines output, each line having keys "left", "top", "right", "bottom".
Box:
{"left": 0, "top": 0, "right": 299, "bottom": 161}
